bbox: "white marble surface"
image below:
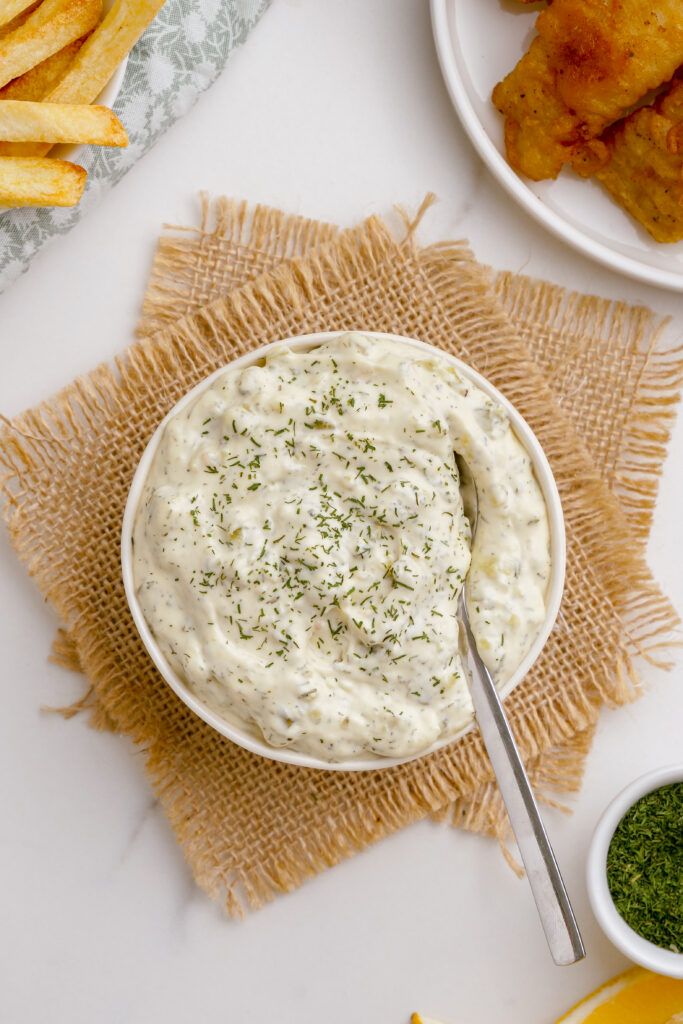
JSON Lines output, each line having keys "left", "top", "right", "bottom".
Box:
{"left": 1, "top": 2, "right": 682, "bottom": 1022}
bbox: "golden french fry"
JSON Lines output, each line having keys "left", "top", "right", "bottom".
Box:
{"left": 0, "top": 0, "right": 73, "bottom": 43}
{"left": 46, "top": 0, "right": 166, "bottom": 104}
{"left": 0, "top": 0, "right": 40, "bottom": 29}
{"left": 0, "top": 39, "right": 85, "bottom": 101}
{"left": 0, "top": 0, "right": 102, "bottom": 90}
{"left": 0, "top": 2, "right": 39, "bottom": 43}
{"left": 0, "top": 100, "right": 127, "bottom": 145}
{"left": 0, "top": 38, "right": 87, "bottom": 156}
{"left": 0, "top": 154, "right": 86, "bottom": 205}
{"left": 20, "top": 0, "right": 71, "bottom": 27}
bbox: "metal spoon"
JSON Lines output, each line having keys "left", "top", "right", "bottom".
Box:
{"left": 454, "top": 452, "right": 585, "bottom": 967}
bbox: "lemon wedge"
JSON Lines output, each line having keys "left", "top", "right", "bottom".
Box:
{"left": 412, "top": 970, "right": 683, "bottom": 1024}
{"left": 556, "top": 967, "right": 683, "bottom": 1023}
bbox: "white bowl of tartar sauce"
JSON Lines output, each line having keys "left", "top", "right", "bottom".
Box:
{"left": 122, "top": 332, "right": 565, "bottom": 771}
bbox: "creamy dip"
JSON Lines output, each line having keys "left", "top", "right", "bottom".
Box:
{"left": 132, "top": 333, "right": 551, "bottom": 761}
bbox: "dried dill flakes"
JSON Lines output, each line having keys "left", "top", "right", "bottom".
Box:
{"left": 606, "top": 782, "right": 683, "bottom": 953}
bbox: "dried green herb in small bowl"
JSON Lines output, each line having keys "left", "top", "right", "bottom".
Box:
{"left": 588, "top": 766, "right": 683, "bottom": 977}
{"left": 606, "top": 782, "right": 683, "bottom": 953}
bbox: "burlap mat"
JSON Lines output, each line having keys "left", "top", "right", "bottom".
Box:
{"left": 1, "top": 197, "right": 680, "bottom": 914}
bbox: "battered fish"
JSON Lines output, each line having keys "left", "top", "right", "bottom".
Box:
{"left": 493, "top": 0, "right": 683, "bottom": 181}
{"left": 573, "top": 76, "right": 683, "bottom": 243}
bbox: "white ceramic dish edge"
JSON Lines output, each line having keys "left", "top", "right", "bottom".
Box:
{"left": 121, "top": 331, "right": 567, "bottom": 772}
{"left": 430, "top": 0, "right": 683, "bottom": 292}
{"left": 587, "top": 764, "right": 683, "bottom": 978}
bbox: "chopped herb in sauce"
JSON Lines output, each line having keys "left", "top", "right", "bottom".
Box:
{"left": 133, "top": 333, "right": 550, "bottom": 761}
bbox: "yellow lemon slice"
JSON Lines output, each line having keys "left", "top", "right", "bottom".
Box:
{"left": 412, "top": 970, "right": 683, "bottom": 1024}
{"left": 556, "top": 967, "right": 683, "bottom": 1024}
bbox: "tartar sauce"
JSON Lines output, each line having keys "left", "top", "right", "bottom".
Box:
{"left": 132, "top": 333, "right": 550, "bottom": 761}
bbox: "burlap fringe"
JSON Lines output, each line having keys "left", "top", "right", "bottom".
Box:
{"left": 443, "top": 726, "right": 596, "bottom": 876}
{"left": 138, "top": 196, "right": 339, "bottom": 339}
{"left": 50, "top": 627, "right": 82, "bottom": 672}
{"left": 145, "top": 731, "right": 488, "bottom": 916}
{"left": 42, "top": 630, "right": 117, "bottom": 731}
{"left": 494, "top": 272, "right": 683, "bottom": 546}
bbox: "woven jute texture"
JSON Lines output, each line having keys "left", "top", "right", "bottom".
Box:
{"left": 1, "top": 198, "right": 680, "bottom": 914}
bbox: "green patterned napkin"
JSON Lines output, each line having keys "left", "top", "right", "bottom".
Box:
{"left": 0, "top": 0, "right": 272, "bottom": 291}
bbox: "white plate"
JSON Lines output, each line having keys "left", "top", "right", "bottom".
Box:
{"left": 430, "top": 0, "right": 683, "bottom": 291}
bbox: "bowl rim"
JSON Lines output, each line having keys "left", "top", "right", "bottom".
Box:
{"left": 586, "top": 764, "right": 683, "bottom": 978}
{"left": 121, "top": 330, "right": 566, "bottom": 771}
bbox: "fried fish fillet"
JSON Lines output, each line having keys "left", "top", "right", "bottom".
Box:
{"left": 493, "top": 0, "right": 683, "bottom": 181}
{"left": 573, "top": 76, "right": 683, "bottom": 242}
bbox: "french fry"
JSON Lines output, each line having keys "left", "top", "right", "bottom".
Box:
{"left": 0, "top": 39, "right": 85, "bottom": 101}
{"left": 0, "top": 100, "right": 127, "bottom": 145}
{"left": 0, "top": 0, "right": 40, "bottom": 29}
{"left": 0, "top": 2, "right": 40, "bottom": 43}
{"left": 0, "top": 154, "right": 86, "bottom": 205}
{"left": 19, "top": 0, "right": 71, "bottom": 27}
{"left": 0, "top": 0, "right": 74, "bottom": 43}
{"left": 46, "top": 0, "right": 166, "bottom": 104}
{"left": 0, "top": 0, "right": 102, "bottom": 90}
{"left": 0, "top": 38, "right": 87, "bottom": 156}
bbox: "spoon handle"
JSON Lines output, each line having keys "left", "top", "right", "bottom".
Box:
{"left": 460, "top": 605, "right": 585, "bottom": 966}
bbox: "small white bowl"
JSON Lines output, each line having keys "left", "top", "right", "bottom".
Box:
{"left": 587, "top": 764, "right": 683, "bottom": 978}
{"left": 121, "top": 331, "right": 566, "bottom": 771}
